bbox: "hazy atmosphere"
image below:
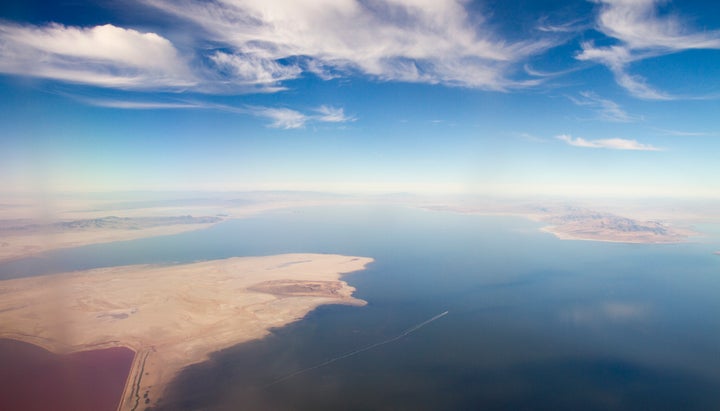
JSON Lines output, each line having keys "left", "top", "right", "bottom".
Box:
{"left": 2, "top": 1, "right": 720, "bottom": 411}
{"left": 2, "top": 0, "right": 720, "bottom": 197}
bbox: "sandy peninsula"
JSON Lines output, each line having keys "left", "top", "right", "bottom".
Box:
{"left": 0, "top": 253, "right": 373, "bottom": 410}
{"left": 0, "top": 215, "right": 223, "bottom": 263}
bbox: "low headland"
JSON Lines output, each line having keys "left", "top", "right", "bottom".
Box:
{"left": 0, "top": 253, "right": 373, "bottom": 410}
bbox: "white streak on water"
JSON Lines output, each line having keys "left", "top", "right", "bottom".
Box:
{"left": 263, "top": 311, "right": 449, "bottom": 388}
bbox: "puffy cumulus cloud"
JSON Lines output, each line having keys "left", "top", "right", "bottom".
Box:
{"left": 0, "top": 1, "right": 559, "bottom": 93}
{"left": 578, "top": 0, "right": 720, "bottom": 99}
{"left": 556, "top": 134, "right": 662, "bottom": 151}
{"left": 0, "top": 23, "right": 195, "bottom": 89}
{"left": 144, "top": 0, "right": 553, "bottom": 90}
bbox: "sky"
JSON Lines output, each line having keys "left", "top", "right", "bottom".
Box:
{"left": 1, "top": 0, "right": 720, "bottom": 198}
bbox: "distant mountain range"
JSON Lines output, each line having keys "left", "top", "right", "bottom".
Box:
{"left": 2, "top": 215, "right": 223, "bottom": 234}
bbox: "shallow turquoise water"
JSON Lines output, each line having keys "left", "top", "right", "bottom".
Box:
{"left": 2, "top": 205, "right": 720, "bottom": 410}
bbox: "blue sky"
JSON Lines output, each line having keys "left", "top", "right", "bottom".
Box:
{"left": 1, "top": 0, "right": 720, "bottom": 198}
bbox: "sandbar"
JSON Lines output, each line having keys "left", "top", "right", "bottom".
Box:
{"left": 0, "top": 253, "right": 373, "bottom": 410}
{"left": 0, "top": 216, "right": 222, "bottom": 263}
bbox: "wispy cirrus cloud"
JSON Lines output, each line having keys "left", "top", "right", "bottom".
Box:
{"left": 79, "top": 96, "right": 353, "bottom": 129}
{"left": 652, "top": 128, "right": 716, "bottom": 137}
{"left": 0, "top": 23, "right": 195, "bottom": 89}
{"left": 557, "top": 134, "right": 662, "bottom": 151}
{"left": 79, "top": 99, "right": 204, "bottom": 110}
{"left": 537, "top": 16, "right": 589, "bottom": 34}
{"left": 313, "top": 105, "right": 355, "bottom": 123}
{"left": 251, "top": 105, "right": 356, "bottom": 129}
{"left": 208, "top": 51, "right": 302, "bottom": 87}
{"left": 577, "top": 0, "right": 720, "bottom": 99}
{"left": 143, "top": 0, "right": 555, "bottom": 90}
{"left": 568, "top": 91, "right": 640, "bottom": 122}
{"left": 248, "top": 106, "right": 309, "bottom": 129}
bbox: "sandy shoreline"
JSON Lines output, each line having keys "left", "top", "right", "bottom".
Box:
{"left": 0, "top": 221, "right": 220, "bottom": 263}
{"left": 0, "top": 253, "right": 373, "bottom": 410}
{"left": 0, "top": 194, "right": 366, "bottom": 263}
{"left": 539, "top": 226, "right": 688, "bottom": 244}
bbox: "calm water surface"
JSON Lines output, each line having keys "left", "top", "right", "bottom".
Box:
{"left": 2, "top": 205, "right": 720, "bottom": 410}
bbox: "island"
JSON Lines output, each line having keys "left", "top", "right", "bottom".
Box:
{"left": 421, "top": 203, "right": 693, "bottom": 244}
{"left": 0, "top": 253, "right": 373, "bottom": 410}
{"left": 537, "top": 207, "right": 691, "bottom": 243}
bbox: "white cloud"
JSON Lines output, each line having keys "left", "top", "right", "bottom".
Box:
{"left": 0, "top": 23, "right": 195, "bottom": 89}
{"left": 0, "top": 1, "right": 562, "bottom": 93}
{"left": 568, "top": 91, "right": 640, "bottom": 122}
{"left": 652, "top": 128, "right": 715, "bottom": 137}
{"left": 251, "top": 105, "right": 357, "bottom": 129}
{"left": 144, "top": 0, "right": 554, "bottom": 90}
{"left": 593, "top": 0, "right": 720, "bottom": 50}
{"left": 250, "top": 107, "right": 309, "bottom": 129}
{"left": 557, "top": 134, "right": 662, "bottom": 151}
{"left": 313, "top": 105, "right": 355, "bottom": 123}
{"left": 536, "top": 16, "right": 589, "bottom": 34}
{"left": 578, "top": 0, "right": 720, "bottom": 99}
{"left": 75, "top": 96, "right": 354, "bottom": 129}
{"left": 79, "top": 99, "right": 204, "bottom": 110}
{"left": 209, "top": 51, "right": 302, "bottom": 86}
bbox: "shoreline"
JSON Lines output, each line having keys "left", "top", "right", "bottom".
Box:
{"left": 0, "top": 253, "right": 374, "bottom": 410}
{"left": 0, "top": 197, "right": 369, "bottom": 264}
{"left": 539, "top": 226, "right": 689, "bottom": 244}
{"left": 0, "top": 221, "right": 220, "bottom": 264}
{"left": 419, "top": 204, "right": 694, "bottom": 244}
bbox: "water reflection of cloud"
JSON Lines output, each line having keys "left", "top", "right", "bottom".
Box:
{"left": 561, "top": 301, "right": 649, "bottom": 324}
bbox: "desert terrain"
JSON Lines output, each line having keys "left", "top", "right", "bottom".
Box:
{"left": 0, "top": 253, "right": 373, "bottom": 410}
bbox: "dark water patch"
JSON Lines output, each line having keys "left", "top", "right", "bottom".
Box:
{"left": 0, "top": 339, "right": 134, "bottom": 411}
{"left": 158, "top": 342, "right": 720, "bottom": 411}
{"left": 444, "top": 359, "right": 720, "bottom": 411}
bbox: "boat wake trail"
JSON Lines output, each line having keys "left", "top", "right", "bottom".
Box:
{"left": 263, "top": 311, "right": 449, "bottom": 388}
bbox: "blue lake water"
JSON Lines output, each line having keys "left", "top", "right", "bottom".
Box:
{"left": 2, "top": 205, "right": 720, "bottom": 410}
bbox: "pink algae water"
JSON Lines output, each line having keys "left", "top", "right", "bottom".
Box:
{"left": 0, "top": 339, "right": 134, "bottom": 411}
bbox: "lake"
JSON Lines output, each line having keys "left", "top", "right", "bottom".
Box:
{"left": 2, "top": 205, "right": 720, "bottom": 410}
